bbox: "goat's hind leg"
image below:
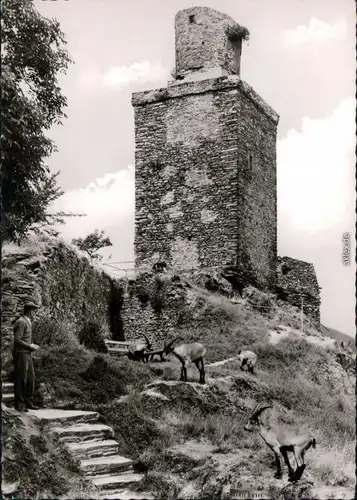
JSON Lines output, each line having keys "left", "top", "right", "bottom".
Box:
{"left": 183, "top": 364, "right": 188, "bottom": 382}
{"left": 179, "top": 362, "right": 188, "bottom": 382}
{"left": 199, "top": 358, "right": 205, "bottom": 384}
{"left": 195, "top": 358, "right": 205, "bottom": 384}
{"left": 293, "top": 447, "right": 306, "bottom": 481}
{"left": 199, "top": 359, "right": 205, "bottom": 384}
{"left": 273, "top": 449, "right": 283, "bottom": 479}
{"left": 193, "top": 359, "right": 200, "bottom": 383}
{"left": 280, "top": 448, "right": 295, "bottom": 481}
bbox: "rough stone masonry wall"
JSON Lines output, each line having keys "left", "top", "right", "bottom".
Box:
{"left": 175, "top": 7, "right": 244, "bottom": 79}
{"left": 235, "top": 83, "right": 278, "bottom": 291}
{"left": 276, "top": 256, "right": 321, "bottom": 325}
{"left": 1, "top": 239, "right": 124, "bottom": 364}
{"left": 132, "top": 75, "right": 278, "bottom": 292}
{"left": 120, "top": 272, "right": 186, "bottom": 345}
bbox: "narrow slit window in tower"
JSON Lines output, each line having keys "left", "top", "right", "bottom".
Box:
{"left": 248, "top": 152, "right": 253, "bottom": 170}
{"left": 189, "top": 15, "right": 196, "bottom": 24}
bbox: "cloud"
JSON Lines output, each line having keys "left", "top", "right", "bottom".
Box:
{"left": 53, "top": 98, "right": 355, "bottom": 332}
{"left": 277, "top": 97, "right": 355, "bottom": 234}
{"left": 52, "top": 165, "right": 135, "bottom": 243}
{"left": 56, "top": 97, "right": 355, "bottom": 244}
{"left": 283, "top": 19, "right": 347, "bottom": 45}
{"left": 103, "top": 61, "right": 168, "bottom": 88}
{"left": 277, "top": 97, "right": 355, "bottom": 335}
{"left": 76, "top": 61, "right": 168, "bottom": 91}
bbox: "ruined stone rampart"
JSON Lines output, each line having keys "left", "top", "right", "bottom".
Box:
{"left": 276, "top": 256, "right": 321, "bottom": 325}
{"left": 1, "top": 238, "right": 124, "bottom": 364}
{"left": 1, "top": 239, "right": 322, "bottom": 359}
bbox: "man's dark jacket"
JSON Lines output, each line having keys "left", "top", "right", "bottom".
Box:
{"left": 13, "top": 316, "right": 37, "bottom": 352}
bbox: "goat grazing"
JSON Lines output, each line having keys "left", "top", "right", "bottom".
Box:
{"left": 163, "top": 337, "right": 206, "bottom": 384}
{"left": 147, "top": 348, "right": 166, "bottom": 363}
{"left": 237, "top": 350, "right": 257, "bottom": 373}
{"left": 244, "top": 402, "right": 316, "bottom": 482}
{"left": 128, "top": 334, "right": 152, "bottom": 363}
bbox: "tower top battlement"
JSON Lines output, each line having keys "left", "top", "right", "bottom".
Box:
{"left": 174, "top": 6, "right": 250, "bottom": 82}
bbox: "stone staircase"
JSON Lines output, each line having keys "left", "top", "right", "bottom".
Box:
{"left": 1, "top": 373, "right": 153, "bottom": 500}
{"left": 2, "top": 371, "right": 15, "bottom": 406}
{"left": 40, "top": 409, "right": 153, "bottom": 499}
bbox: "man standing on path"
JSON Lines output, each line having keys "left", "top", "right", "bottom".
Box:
{"left": 13, "top": 302, "right": 40, "bottom": 412}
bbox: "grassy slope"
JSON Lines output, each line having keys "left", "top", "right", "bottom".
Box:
{"left": 320, "top": 324, "right": 356, "bottom": 352}
{"left": 28, "top": 284, "right": 355, "bottom": 500}
{"left": 2, "top": 241, "right": 355, "bottom": 499}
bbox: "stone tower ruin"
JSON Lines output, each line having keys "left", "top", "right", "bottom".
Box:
{"left": 132, "top": 6, "right": 279, "bottom": 291}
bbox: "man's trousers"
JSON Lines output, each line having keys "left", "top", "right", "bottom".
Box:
{"left": 13, "top": 351, "right": 35, "bottom": 409}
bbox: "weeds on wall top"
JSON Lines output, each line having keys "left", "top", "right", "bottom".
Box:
{"left": 225, "top": 23, "right": 250, "bottom": 43}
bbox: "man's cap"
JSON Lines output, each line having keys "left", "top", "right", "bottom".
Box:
{"left": 24, "top": 302, "right": 39, "bottom": 309}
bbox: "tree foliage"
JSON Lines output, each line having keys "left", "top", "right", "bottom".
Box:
{"left": 1, "top": 0, "right": 73, "bottom": 242}
{"left": 72, "top": 229, "right": 113, "bottom": 261}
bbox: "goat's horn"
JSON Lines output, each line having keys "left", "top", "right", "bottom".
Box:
{"left": 252, "top": 403, "right": 272, "bottom": 418}
{"left": 165, "top": 336, "right": 181, "bottom": 349}
{"left": 142, "top": 333, "right": 150, "bottom": 343}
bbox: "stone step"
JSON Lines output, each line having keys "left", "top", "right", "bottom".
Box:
{"left": 66, "top": 439, "right": 119, "bottom": 460}
{"left": 1, "top": 371, "right": 12, "bottom": 381}
{"left": 49, "top": 423, "right": 114, "bottom": 443}
{"left": 2, "top": 382, "right": 14, "bottom": 394}
{"left": 101, "top": 490, "right": 154, "bottom": 500}
{"left": 88, "top": 472, "right": 144, "bottom": 491}
{"left": 28, "top": 408, "right": 100, "bottom": 427}
{"left": 80, "top": 455, "right": 134, "bottom": 476}
{"left": 2, "top": 393, "right": 14, "bottom": 404}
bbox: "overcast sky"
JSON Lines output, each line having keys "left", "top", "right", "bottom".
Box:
{"left": 34, "top": 0, "right": 356, "bottom": 336}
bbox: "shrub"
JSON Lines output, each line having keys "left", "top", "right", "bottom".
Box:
{"left": 225, "top": 23, "right": 250, "bottom": 42}
{"left": 33, "top": 344, "right": 155, "bottom": 409}
{"left": 32, "top": 318, "right": 79, "bottom": 348}
{"left": 242, "top": 285, "right": 276, "bottom": 314}
{"left": 78, "top": 320, "right": 108, "bottom": 353}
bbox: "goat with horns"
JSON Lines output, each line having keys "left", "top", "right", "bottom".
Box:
{"left": 163, "top": 337, "right": 206, "bottom": 384}
{"left": 128, "top": 333, "right": 152, "bottom": 363}
{"left": 244, "top": 402, "right": 316, "bottom": 482}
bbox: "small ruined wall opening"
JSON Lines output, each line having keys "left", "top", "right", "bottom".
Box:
{"left": 109, "top": 281, "right": 125, "bottom": 341}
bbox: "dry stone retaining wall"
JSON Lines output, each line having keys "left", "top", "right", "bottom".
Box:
{"left": 1, "top": 240, "right": 124, "bottom": 365}
{"left": 1, "top": 240, "right": 322, "bottom": 360}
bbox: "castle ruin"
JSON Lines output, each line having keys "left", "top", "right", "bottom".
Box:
{"left": 131, "top": 6, "right": 321, "bottom": 322}
{"left": 132, "top": 7, "right": 278, "bottom": 292}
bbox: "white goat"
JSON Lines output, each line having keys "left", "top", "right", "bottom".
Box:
{"left": 244, "top": 402, "right": 316, "bottom": 482}
{"left": 163, "top": 337, "right": 206, "bottom": 384}
{"left": 237, "top": 350, "right": 257, "bottom": 373}
{"left": 128, "top": 333, "right": 152, "bottom": 363}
